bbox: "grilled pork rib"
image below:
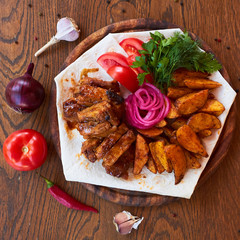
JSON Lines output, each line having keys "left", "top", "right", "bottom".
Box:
{"left": 62, "top": 77, "right": 136, "bottom": 176}
{"left": 79, "top": 77, "right": 120, "bottom": 92}
{"left": 95, "top": 123, "right": 128, "bottom": 159}
{"left": 103, "top": 130, "right": 136, "bottom": 167}
{"left": 81, "top": 138, "right": 103, "bottom": 162}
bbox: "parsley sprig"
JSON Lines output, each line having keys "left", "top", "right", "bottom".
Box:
{"left": 131, "top": 31, "right": 222, "bottom": 90}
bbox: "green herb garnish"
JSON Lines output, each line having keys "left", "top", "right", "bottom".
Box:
{"left": 131, "top": 31, "right": 222, "bottom": 90}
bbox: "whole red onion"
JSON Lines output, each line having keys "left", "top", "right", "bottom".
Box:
{"left": 5, "top": 63, "right": 45, "bottom": 113}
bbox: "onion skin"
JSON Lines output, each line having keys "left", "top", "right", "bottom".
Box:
{"left": 5, "top": 63, "right": 45, "bottom": 113}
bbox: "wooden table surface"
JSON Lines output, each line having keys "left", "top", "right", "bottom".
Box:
{"left": 1, "top": 0, "right": 239, "bottom": 239}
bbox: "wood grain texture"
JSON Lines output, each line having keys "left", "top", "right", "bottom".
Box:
{"left": 49, "top": 18, "right": 236, "bottom": 206}
{"left": 1, "top": 0, "right": 240, "bottom": 239}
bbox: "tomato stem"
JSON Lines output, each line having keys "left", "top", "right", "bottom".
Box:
{"left": 22, "top": 146, "right": 29, "bottom": 153}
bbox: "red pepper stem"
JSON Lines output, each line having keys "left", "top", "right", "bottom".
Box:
{"left": 39, "top": 174, "right": 54, "bottom": 188}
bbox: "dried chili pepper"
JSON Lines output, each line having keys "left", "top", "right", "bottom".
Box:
{"left": 41, "top": 176, "right": 98, "bottom": 213}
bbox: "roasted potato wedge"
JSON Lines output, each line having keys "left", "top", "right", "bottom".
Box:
{"left": 134, "top": 135, "right": 149, "bottom": 175}
{"left": 184, "top": 150, "right": 201, "bottom": 169}
{"left": 162, "top": 127, "right": 174, "bottom": 139}
{"left": 166, "top": 101, "right": 181, "bottom": 118}
{"left": 149, "top": 141, "right": 172, "bottom": 173}
{"left": 184, "top": 78, "right": 222, "bottom": 89}
{"left": 187, "top": 113, "right": 221, "bottom": 132}
{"left": 137, "top": 127, "right": 163, "bottom": 138}
{"left": 164, "top": 145, "right": 187, "bottom": 184}
{"left": 173, "top": 68, "right": 209, "bottom": 87}
{"left": 167, "top": 87, "right": 194, "bottom": 99}
{"left": 155, "top": 119, "right": 167, "bottom": 128}
{"left": 152, "top": 136, "right": 170, "bottom": 145}
{"left": 176, "top": 125, "right": 208, "bottom": 157}
{"left": 147, "top": 155, "right": 157, "bottom": 174}
{"left": 175, "top": 89, "right": 209, "bottom": 115}
{"left": 192, "top": 153, "right": 203, "bottom": 159}
{"left": 208, "top": 92, "right": 216, "bottom": 99}
{"left": 198, "top": 99, "right": 225, "bottom": 116}
{"left": 170, "top": 130, "right": 178, "bottom": 144}
{"left": 198, "top": 129, "right": 212, "bottom": 138}
{"left": 149, "top": 143, "right": 165, "bottom": 173}
{"left": 171, "top": 118, "right": 187, "bottom": 130}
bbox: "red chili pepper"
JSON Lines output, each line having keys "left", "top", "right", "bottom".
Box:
{"left": 42, "top": 176, "right": 98, "bottom": 213}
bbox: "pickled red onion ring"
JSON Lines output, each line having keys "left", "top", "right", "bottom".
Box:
{"left": 125, "top": 83, "right": 171, "bottom": 129}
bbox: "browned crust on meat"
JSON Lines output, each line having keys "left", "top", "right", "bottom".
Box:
{"left": 103, "top": 130, "right": 136, "bottom": 166}
{"left": 80, "top": 77, "right": 120, "bottom": 92}
{"left": 96, "top": 123, "right": 129, "bottom": 159}
{"left": 81, "top": 138, "right": 102, "bottom": 162}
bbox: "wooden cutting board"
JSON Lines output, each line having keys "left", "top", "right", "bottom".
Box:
{"left": 49, "top": 18, "right": 236, "bottom": 206}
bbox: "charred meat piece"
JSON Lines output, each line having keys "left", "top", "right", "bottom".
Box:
{"left": 78, "top": 121, "right": 117, "bottom": 138}
{"left": 80, "top": 125, "right": 118, "bottom": 139}
{"left": 77, "top": 101, "right": 119, "bottom": 126}
{"left": 102, "top": 144, "right": 135, "bottom": 178}
{"left": 73, "top": 97, "right": 96, "bottom": 107}
{"left": 74, "top": 85, "right": 123, "bottom": 104}
{"left": 112, "top": 102, "right": 125, "bottom": 120}
{"left": 103, "top": 130, "right": 136, "bottom": 167}
{"left": 92, "top": 125, "right": 118, "bottom": 138}
{"left": 81, "top": 138, "right": 102, "bottom": 162}
{"left": 96, "top": 123, "right": 129, "bottom": 159}
{"left": 63, "top": 98, "right": 87, "bottom": 122}
{"left": 73, "top": 85, "right": 109, "bottom": 102}
{"left": 80, "top": 77, "right": 120, "bottom": 92}
{"left": 105, "top": 106, "right": 120, "bottom": 126}
{"left": 78, "top": 121, "right": 98, "bottom": 130}
{"left": 106, "top": 90, "right": 124, "bottom": 104}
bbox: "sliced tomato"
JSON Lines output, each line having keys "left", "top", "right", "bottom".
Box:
{"left": 107, "top": 66, "right": 139, "bottom": 92}
{"left": 119, "top": 38, "right": 144, "bottom": 56}
{"left": 127, "top": 54, "right": 138, "bottom": 66}
{"left": 97, "top": 52, "right": 129, "bottom": 72}
{"left": 127, "top": 55, "right": 154, "bottom": 84}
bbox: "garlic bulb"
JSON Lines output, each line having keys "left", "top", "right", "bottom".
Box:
{"left": 113, "top": 211, "right": 144, "bottom": 235}
{"left": 35, "top": 17, "right": 80, "bottom": 57}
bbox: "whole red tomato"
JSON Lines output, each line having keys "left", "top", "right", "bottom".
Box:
{"left": 3, "top": 129, "right": 47, "bottom": 171}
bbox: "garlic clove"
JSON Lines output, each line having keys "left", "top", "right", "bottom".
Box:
{"left": 113, "top": 211, "right": 131, "bottom": 225}
{"left": 55, "top": 17, "right": 80, "bottom": 41}
{"left": 113, "top": 211, "right": 144, "bottom": 235}
{"left": 35, "top": 17, "right": 80, "bottom": 57}
{"left": 117, "top": 220, "right": 137, "bottom": 235}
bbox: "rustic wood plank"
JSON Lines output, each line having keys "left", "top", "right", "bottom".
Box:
{"left": 0, "top": 0, "right": 239, "bottom": 239}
